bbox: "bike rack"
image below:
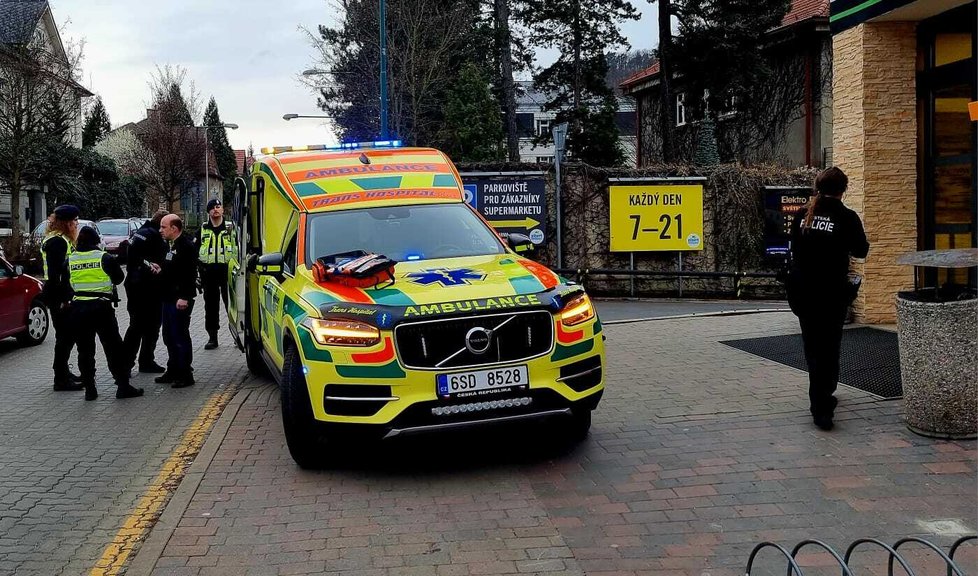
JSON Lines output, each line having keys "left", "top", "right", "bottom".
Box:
{"left": 743, "top": 535, "right": 976, "bottom": 576}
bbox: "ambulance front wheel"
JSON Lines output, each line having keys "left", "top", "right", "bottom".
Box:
{"left": 281, "top": 344, "right": 328, "bottom": 469}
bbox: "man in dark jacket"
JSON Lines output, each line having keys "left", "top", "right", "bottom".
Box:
{"left": 195, "top": 199, "right": 234, "bottom": 350}
{"left": 157, "top": 214, "right": 198, "bottom": 388}
{"left": 41, "top": 205, "right": 82, "bottom": 391}
{"left": 68, "top": 225, "right": 144, "bottom": 401}
{"left": 123, "top": 210, "right": 169, "bottom": 373}
{"left": 788, "top": 167, "right": 870, "bottom": 431}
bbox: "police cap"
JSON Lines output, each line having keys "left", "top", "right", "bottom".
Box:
{"left": 206, "top": 199, "right": 222, "bottom": 211}
{"left": 53, "top": 204, "right": 80, "bottom": 221}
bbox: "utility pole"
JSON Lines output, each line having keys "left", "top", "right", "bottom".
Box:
{"left": 379, "top": 0, "right": 389, "bottom": 139}
{"left": 494, "top": 0, "right": 519, "bottom": 161}
{"left": 658, "top": 0, "right": 675, "bottom": 162}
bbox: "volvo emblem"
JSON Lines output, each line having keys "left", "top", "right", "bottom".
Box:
{"left": 465, "top": 327, "right": 493, "bottom": 354}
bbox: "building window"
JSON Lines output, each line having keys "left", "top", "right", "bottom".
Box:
{"left": 536, "top": 156, "right": 554, "bottom": 164}
{"left": 535, "top": 118, "right": 551, "bottom": 137}
{"left": 676, "top": 93, "right": 686, "bottom": 126}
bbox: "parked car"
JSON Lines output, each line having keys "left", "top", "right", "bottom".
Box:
{"left": 96, "top": 218, "right": 141, "bottom": 261}
{"left": 0, "top": 253, "right": 48, "bottom": 346}
{"left": 31, "top": 219, "right": 99, "bottom": 241}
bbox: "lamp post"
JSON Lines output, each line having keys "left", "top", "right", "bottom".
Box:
{"left": 200, "top": 123, "right": 238, "bottom": 201}
{"left": 282, "top": 114, "right": 334, "bottom": 121}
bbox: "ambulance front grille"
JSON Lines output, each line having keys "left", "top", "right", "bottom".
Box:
{"left": 394, "top": 310, "right": 554, "bottom": 370}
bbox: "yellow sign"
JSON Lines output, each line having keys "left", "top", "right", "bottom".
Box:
{"left": 609, "top": 184, "right": 704, "bottom": 252}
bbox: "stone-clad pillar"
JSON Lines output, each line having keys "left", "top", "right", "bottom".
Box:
{"left": 832, "top": 22, "right": 918, "bottom": 324}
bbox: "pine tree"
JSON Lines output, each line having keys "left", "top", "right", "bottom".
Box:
{"left": 82, "top": 96, "right": 111, "bottom": 148}
{"left": 519, "top": 0, "right": 638, "bottom": 166}
{"left": 203, "top": 97, "right": 238, "bottom": 189}
{"left": 440, "top": 63, "right": 505, "bottom": 162}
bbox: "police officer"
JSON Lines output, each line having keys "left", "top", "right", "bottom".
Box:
{"left": 68, "top": 226, "right": 144, "bottom": 401}
{"left": 196, "top": 199, "right": 234, "bottom": 350}
{"left": 41, "top": 205, "right": 82, "bottom": 391}
{"left": 123, "top": 210, "right": 169, "bottom": 373}
{"left": 787, "top": 167, "right": 869, "bottom": 431}
{"left": 157, "top": 214, "right": 198, "bottom": 388}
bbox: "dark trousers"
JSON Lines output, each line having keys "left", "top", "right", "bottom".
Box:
{"left": 51, "top": 305, "right": 75, "bottom": 381}
{"left": 202, "top": 264, "right": 228, "bottom": 337}
{"left": 123, "top": 286, "right": 163, "bottom": 369}
{"left": 71, "top": 300, "right": 128, "bottom": 385}
{"left": 162, "top": 300, "right": 194, "bottom": 377}
{"left": 798, "top": 303, "right": 847, "bottom": 418}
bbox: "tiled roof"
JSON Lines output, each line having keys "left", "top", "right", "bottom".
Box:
{"left": 0, "top": 1, "right": 46, "bottom": 44}
{"left": 620, "top": 0, "right": 829, "bottom": 91}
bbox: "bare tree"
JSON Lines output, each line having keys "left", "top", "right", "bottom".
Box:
{"left": 134, "top": 65, "right": 205, "bottom": 211}
{"left": 0, "top": 20, "right": 83, "bottom": 255}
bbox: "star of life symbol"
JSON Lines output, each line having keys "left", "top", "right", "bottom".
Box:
{"left": 406, "top": 268, "right": 486, "bottom": 287}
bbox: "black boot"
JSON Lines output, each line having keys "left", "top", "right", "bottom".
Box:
{"left": 172, "top": 371, "right": 196, "bottom": 389}
{"left": 116, "top": 383, "right": 144, "bottom": 399}
{"left": 139, "top": 362, "right": 167, "bottom": 374}
{"left": 155, "top": 371, "right": 179, "bottom": 384}
{"left": 69, "top": 372, "right": 82, "bottom": 383}
{"left": 84, "top": 382, "right": 98, "bottom": 401}
{"left": 54, "top": 376, "right": 85, "bottom": 392}
{"left": 204, "top": 332, "right": 218, "bottom": 350}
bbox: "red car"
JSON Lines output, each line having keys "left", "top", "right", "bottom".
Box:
{"left": 0, "top": 254, "right": 48, "bottom": 346}
{"left": 96, "top": 218, "right": 140, "bottom": 261}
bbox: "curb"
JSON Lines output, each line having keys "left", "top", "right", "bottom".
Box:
{"left": 603, "top": 307, "right": 792, "bottom": 325}
{"left": 124, "top": 386, "right": 254, "bottom": 576}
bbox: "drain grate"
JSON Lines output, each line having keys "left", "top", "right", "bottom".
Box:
{"left": 721, "top": 327, "right": 902, "bottom": 399}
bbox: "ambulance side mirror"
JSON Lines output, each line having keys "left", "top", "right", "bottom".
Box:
{"left": 503, "top": 233, "right": 535, "bottom": 255}
{"left": 255, "top": 252, "right": 283, "bottom": 276}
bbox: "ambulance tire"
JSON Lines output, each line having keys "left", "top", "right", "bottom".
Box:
{"left": 281, "top": 344, "right": 327, "bottom": 469}
{"left": 565, "top": 408, "right": 592, "bottom": 443}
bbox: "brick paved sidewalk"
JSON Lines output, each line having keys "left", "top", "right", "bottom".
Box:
{"left": 0, "top": 295, "right": 249, "bottom": 576}
{"left": 135, "top": 311, "right": 977, "bottom": 576}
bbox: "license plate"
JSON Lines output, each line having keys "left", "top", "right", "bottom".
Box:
{"left": 436, "top": 365, "right": 529, "bottom": 397}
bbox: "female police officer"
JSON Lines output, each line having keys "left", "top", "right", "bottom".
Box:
{"left": 68, "top": 226, "right": 144, "bottom": 401}
{"left": 788, "top": 167, "right": 869, "bottom": 431}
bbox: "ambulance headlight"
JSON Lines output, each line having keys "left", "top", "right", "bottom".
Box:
{"left": 560, "top": 293, "right": 595, "bottom": 327}
{"left": 303, "top": 318, "right": 380, "bottom": 347}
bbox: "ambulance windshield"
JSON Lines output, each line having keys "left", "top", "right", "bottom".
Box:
{"left": 306, "top": 203, "right": 505, "bottom": 263}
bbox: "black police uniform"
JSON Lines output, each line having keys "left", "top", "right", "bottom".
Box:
{"left": 123, "top": 220, "right": 168, "bottom": 371}
{"left": 788, "top": 196, "right": 869, "bottom": 424}
{"left": 195, "top": 217, "right": 233, "bottom": 348}
{"left": 159, "top": 232, "right": 198, "bottom": 387}
{"left": 67, "top": 231, "right": 144, "bottom": 401}
{"left": 41, "top": 205, "right": 80, "bottom": 390}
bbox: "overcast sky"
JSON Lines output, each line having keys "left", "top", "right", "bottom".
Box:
{"left": 54, "top": 0, "right": 658, "bottom": 151}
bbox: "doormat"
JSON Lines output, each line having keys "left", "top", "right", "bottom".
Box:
{"left": 720, "top": 327, "right": 902, "bottom": 399}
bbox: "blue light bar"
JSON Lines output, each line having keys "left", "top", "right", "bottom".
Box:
{"left": 261, "top": 140, "right": 403, "bottom": 155}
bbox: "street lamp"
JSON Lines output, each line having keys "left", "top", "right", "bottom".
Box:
{"left": 200, "top": 123, "right": 238, "bottom": 201}
{"left": 282, "top": 114, "right": 334, "bottom": 121}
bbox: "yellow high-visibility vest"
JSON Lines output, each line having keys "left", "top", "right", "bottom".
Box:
{"left": 199, "top": 224, "right": 235, "bottom": 265}
{"left": 68, "top": 250, "right": 113, "bottom": 301}
{"left": 41, "top": 232, "right": 72, "bottom": 280}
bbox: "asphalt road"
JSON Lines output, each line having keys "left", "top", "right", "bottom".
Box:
{"left": 593, "top": 298, "right": 788, "bottom": 323}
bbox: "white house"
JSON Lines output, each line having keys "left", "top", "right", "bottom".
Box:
{"left": 515, "top": 80, "right": 638, "bottom": 165}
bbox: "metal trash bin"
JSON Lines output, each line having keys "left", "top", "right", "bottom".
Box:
{"left": 895, "top": 248, "right": 978, "bottom": 439}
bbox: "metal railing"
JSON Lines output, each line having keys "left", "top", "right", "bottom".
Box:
{"left": 745, "top": 534, "right": 976, "bottom": 575}
{"left": 550, "top": 267, "right": 780, "bottom": 298}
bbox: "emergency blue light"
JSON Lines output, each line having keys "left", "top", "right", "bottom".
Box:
{"left": 405, "top": 254, "right": 422, "bottom": 261}
{"left": 261, "top": 140, "right": 403, "bottom": 155}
